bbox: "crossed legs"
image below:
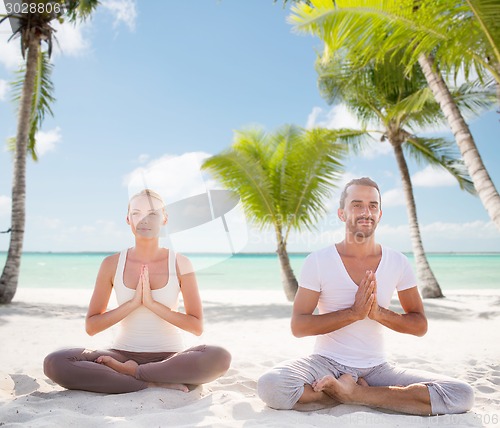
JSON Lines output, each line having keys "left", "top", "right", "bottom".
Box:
{"left": 44, "top": 345, "right": 231, "bottom": 394}
{"left": 257, "top": 355, "right": 474, "bottom": 415}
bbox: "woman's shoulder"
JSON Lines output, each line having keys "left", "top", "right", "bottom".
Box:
{"left": 172, "top": 251, "right": 195, "bottom": 276}
{"left": 99, "top": 252, "right": 122, "bottom": 272}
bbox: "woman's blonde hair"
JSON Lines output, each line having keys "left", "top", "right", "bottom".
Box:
{"left": 128, "top": 189, "right": 166, "bottom": 214}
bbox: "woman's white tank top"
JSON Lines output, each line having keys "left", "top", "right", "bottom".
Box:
{"left": 112, "top": 249, "right": 184, "bottom": 352}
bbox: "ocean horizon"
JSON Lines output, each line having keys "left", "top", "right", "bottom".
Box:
{"left": 0, "top": 251, "right": 498, "bottom": 292}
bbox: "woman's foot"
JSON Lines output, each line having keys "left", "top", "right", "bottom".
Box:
{"left": 95, "top": 356, "right": 138, "bottom": 377}
{"left": 149, "top": 382, "right": 190, "bottom": 393}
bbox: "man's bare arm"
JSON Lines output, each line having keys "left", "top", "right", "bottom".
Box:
{"left": 291, "top": 271, "right": 376, "bottom": 338}
{"left": 369, "top": 286, "right": 427, "bottom": 337}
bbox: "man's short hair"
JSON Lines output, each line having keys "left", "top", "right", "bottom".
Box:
{"left": 339, "top": 177, "right": 381, "bottom": 209}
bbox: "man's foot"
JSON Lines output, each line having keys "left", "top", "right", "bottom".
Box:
{"left": 96, "top": 356, "right": 138, "bottom": 377}
{"left": 312, "top": 373, "right": 359, "bottom": 403}
{"left": 357, "top": 377, "right": 369, "bottom": 387}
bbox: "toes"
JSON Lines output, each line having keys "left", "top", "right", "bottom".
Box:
{"left": 357, "top": 377, "right": 369, "bottom": 387}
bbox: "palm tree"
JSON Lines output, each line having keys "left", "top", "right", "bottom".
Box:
{"left": 289, "top": 0, "right": 500, "bottom": 231}
{"left": 202, "top": 125, "right": 351, "bottom": 301}
{"left": 316, "top": 53, "right": 494, "bottom": 297}
{"left": 0, "top": 1, "right": 99, "bottom": 304}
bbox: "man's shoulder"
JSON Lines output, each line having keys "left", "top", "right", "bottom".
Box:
{"left": 307, "top": 245, "right": 336, "bottom": 260}
{"left": 381, "top": 245, "right": 410, "bottom": 263}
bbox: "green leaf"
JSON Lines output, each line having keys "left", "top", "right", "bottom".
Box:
{"left": 201, "top": 125, "right": 347, "bottom": 240}
{"left": 404, "top": 137, "right": 476, "bottom": 194}
{"left": 10, "top": 49, "right": 55, "bottom": 160}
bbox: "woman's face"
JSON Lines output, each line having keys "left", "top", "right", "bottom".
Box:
{"left": 127, "top": 195, "right": 167, "bottom": 238}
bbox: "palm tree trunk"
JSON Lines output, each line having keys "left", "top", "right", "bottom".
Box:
{"left": 496, "top": 62, "right": 500, "bottom": 113}
{"left": 0, "top": 31, "right": 40, "bottom": 304}
{"left": 392, "top": 142, "right": 444, "bottom": 298}
{"left": 275, "top": 229, "right": 298, "bottom": 302}
{"left": 418, "top": 54, "right": 500, "bottom": 230}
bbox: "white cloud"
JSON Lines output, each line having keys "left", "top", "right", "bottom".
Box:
{"left": 138, "top": 153, "right": 149, "bottom": 164}
{"left": 123, "top": 152, "right": 249, "bottom": 260}
{"left": 51, "top": 20, "right": 91, "bottom": 57}
{"left": 36, "top": 127, "right": 62, "bottom": 156}
{"left": 381, "top": 188, "right": 406, "bottom": 207}
{"left": 373, "top": 220, "right": 500, "bottom": 252}
{"left": 101, "top": 0, "right": 137, "bottom": 31}
{"left": 412, "top": 166, "right": 456, "bottom": 188}
{"left": 0, "top": 195, "right": 11, "bottom": 218}
{"left": 306, "top": 104, "right": 392, "bottom": 158}
{"left": 37, "top": 216, "right": 63, "bottom": 230}
{"left": 0, "top": 79, "right": 8, "bottom": 100}
{"left": 307, "top": 104, "right": 363, "bottom": 130}
{"left": 124, "top": 152, "right": 214, "bottom": 203}
{"left": 0, "top": 35, "right": 23, "bottom": 71}
{"left": 420, "top": 220, "right": 497, "bottom": 238}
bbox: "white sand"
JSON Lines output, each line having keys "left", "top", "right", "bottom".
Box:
{"left": 1, "top": 288, "right": 499, "bottom": 427}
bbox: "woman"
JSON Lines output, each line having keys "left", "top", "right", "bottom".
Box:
{"left": 44, "top": 189, "right": 231, "bottom": 393}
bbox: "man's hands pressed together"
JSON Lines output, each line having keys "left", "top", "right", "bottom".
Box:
{"left": 351, "top": 270, "right": 381, "bottom": 321}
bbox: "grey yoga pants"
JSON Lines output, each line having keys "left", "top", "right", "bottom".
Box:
{"left": 257, "top": 354, "right": 474, "bottom": 414}
{"left": 44, "top": 344, "right": 231, "bottom": 394}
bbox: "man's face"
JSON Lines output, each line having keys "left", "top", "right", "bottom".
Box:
{"left": 338, "top": 185, "right": 382, "bottom": 240}
{"left": 127, "top": 195, "right": 166, "bottom": 238}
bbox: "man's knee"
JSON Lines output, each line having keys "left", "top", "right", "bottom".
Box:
{"left": 257, "top": 370, "right": 295, "bottom": 410}
{"left": 456, "top": 382, "right": 475, "bottom": 413}
{"left": 429, "top": 380, "right": 475, "bottom": 414}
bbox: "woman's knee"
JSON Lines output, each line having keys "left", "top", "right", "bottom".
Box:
{"left": 43, "top": 348, "right": 83, "bottom": 387}
{"left": 43, "top": 349, "right": 68, "bottom": 382}
{"left": 208, "top": 345, "right": 232, "bottom": 375}
{"left": 189, "top": 345, "right": 232, "bottom": 376}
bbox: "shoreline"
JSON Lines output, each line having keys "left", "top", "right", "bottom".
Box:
{"left": 1, "top": 251, "right": 500, "bottom": 255}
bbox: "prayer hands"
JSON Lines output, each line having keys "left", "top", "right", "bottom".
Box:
{"left": 352, "top": 270, "right": 379, "bottom": 321}
{"left": 131, "top": 265, "right": 154, "bottom": 309}
{"left": 141, "top": 265, "right": 155, "bottom": 308}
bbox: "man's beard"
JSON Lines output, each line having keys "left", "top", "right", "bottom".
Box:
{"left": 348, "top": 216, "right": 377, "bottom": 240}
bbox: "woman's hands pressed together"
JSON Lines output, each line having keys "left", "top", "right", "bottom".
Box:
{"left": 131, "top": 265, "right": 169, "bottom": 313}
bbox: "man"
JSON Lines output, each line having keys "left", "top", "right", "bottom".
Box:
{"left": 257, "top": 177, "right": 474, "bottom": 415}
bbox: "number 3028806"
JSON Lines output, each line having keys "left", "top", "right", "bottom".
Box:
{"left": 5, "top": 2, "right": 64, "bottom": 14}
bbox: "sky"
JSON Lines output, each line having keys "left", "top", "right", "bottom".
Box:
{"left": 0, "top": 0, "right": 499, "bottom": 255}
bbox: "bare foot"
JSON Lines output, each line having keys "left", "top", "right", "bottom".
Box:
{"left": 149, "top": 382, "right": 190, "bottom": 393}
{"left": 357, "top": 377, "right": 369, "bottom": 387}
{"left": 312, "top": 374, "right": 358, "bottom": 403}
{"left": 96, "top": 356, "right": 138, "bottom": 377}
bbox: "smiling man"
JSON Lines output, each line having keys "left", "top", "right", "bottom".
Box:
{"left": 257, "top": 177, "right": 474, "bottom": 415}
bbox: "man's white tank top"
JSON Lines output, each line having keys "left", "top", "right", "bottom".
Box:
{"left": 112, "top": 249, "right": 184, "bottom": 352}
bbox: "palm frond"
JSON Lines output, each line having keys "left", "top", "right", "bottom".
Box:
{"left": 65, "top": 0, "right": 100, "bottom": 22}
{"left": 201, "top": 129, "right": 279, "bottom": 229}
{"left": 202, "top": 125, "right": 348, "bottom": 236}
{"left": 10, "top": 49, "right": 55, "bottom": 161}
{"left": 289, "top": 0, "right": 500, "bottom": 85}
{"left": 465, "top": 0, "right": 500, "bottom": 65}
{"left": 404, "top": 137, "right": 476, "bottom": 194}
{"left": 449, "top": 81, "right": 497, "bottom": 119}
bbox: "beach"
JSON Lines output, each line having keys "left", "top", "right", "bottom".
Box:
{"left": 1, "top": 287, "right": 499, "bottom": 427}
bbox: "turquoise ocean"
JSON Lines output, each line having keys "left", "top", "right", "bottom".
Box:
{"left": 0, "top": 252, "right": 498, "bottom": 291}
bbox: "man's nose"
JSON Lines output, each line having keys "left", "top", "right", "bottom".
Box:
{"left": 361, "top": 206, "right": 372, "bottom": 217}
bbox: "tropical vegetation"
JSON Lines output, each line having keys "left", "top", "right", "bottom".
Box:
{"left": 289, "top": 0, "right": 500, "bottom": 231}
{"left": 0, "top": 0, "right": 99, "bottom": 304}
{"left": 202, "top": 125, "right": 354, "bottom": 301}
{"left": 316, "top": 52, "right": 494, "bottom": 297}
